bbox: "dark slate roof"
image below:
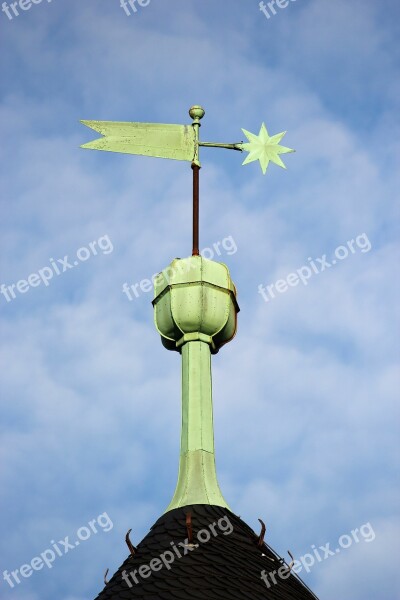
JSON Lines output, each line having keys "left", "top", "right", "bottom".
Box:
{"left": 95, "top": 504, "right": 319, "bottom": 600}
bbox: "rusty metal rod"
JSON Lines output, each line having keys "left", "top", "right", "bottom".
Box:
{"left": 192, "top": 164, "right": 200, "bottom": 256}
{"left": 186, "top": 512, "right": 194, "bottom": 544}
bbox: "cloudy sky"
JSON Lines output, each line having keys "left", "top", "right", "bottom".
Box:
{"left": 0, "top": 1, "right": 399, "bottom": 599}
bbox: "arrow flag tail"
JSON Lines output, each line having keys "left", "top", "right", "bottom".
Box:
{"left": 80, "top": 121, "right": 195, "bottom": 162}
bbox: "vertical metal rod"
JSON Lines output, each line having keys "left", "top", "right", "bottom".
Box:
{"left": 189, "top": 106, "right": 205, "bottom": 257}
{"left": 192, "top": 163, "right": 200, "bottom": 256}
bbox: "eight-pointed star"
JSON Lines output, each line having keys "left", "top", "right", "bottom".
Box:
{"left": 241, "top": 123, "right": 294, "bottom": 174}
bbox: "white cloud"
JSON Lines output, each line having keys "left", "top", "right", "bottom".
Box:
{"left": 0, "top": 1, "right": 398, "bottom": 599}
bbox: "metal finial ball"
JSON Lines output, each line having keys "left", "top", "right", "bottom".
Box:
{"left": 189, "top": 106, "right": 205, "bottom": 121}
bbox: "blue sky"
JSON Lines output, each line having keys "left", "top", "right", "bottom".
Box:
{"left": 0, "top": 0, "right": 399, "bottom": 598}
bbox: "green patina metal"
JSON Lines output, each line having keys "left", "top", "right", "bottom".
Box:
{"left": 80, "top": 121, "right": 195, "bottom": 161}
{"left": 153, "top": 256, "right": 239, "bottom": 511}
{"left": 189, "top": 105, "right": 204, "bottom": 167}
{"left": 241, "top": 123, "right": 294, "bottom": 174}
{"left": 80, "top": 106, "right": 294, "bottom": 512}
{"left": 81, "top": 105, "right": 294, "bottom": 174}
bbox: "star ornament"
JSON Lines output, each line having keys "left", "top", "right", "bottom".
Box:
{"left": 241, "top": 123, "right": 295, "bottom": 174}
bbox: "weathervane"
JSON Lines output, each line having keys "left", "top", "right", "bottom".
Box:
{"left": 80, "top": 106, "right": 321, "bottom": 600}
{"left": 81, "top": 105, "right": 294, "bottom": 255}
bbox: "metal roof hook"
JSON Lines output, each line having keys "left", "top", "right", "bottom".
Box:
{"left": 257, "top": 518, "right": 266, "bottom": 548}
{"left": 186, "top": 512, "right": 194, "bottom": 545}
{"left": 183, "top": 512, "right": 199, "bottom": 548}
{"left": 125, "top": 529, "right": 137, "bottom": 556}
